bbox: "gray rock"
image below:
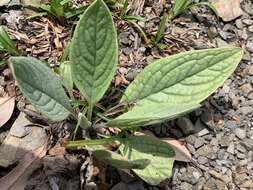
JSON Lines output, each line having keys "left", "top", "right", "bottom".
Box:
{"left": 236, "top": 144, "right": 247, "bottom": 153}
{"left": 219, "top": 136, "right": 231, "bottom": 147}
{"left": 180, "top": 182, "right": 193, "bottom": 189}
{"left": 243, "top": 139, "right": 253, "bottom": 150}
{"left": 197, "top": 156, "right": 209, "bottom": 165}
{"left": 243, "top": 19, "right": 253, "bottom": 25}
{"left": 225, "top": 120, "right": 237, "bottom": 129}
{"left": 240, "top": 83, "right": 253, "bottom": 95}
{"left": 210, "top": 138, "right": 218, "bottom": 146}
{"left": 238, "top": 106, "right": 253, "bottom": 115}
{"left": 185, "top": 135, "right": 196, "bottom": 145}
{"left": 235, "top": 128, "right": 247, "bottom": 139}
{"left": 194, "top": 119, "right": 207, "bottom": 133}
{"left": 246, "top": 41, "right": 253, "bottom": 53}
{"left": 194, "top": 137, "right": 205, "bottom": 149}
{"left": 227, "top": 143, "right": 235, "bottom": 154}
{"left": 237, "top": 153, "right": 246, "bottom": 159}
{"left": 176, "top": 117, "right": 194, "bottom": 135}
{"left": 198, "top": 129, "right": 210, "bottom": 137}
{"left": 216, "top": 37, "right": 229, "bottom": 47}
{"left": 235, "top": 19, "right": 243, "bottom": 29}
{"left": 249, "top": 25, "right": 253, "bottom": 33}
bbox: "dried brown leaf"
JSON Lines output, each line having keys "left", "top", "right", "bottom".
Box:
{"left": 212, "top": 0, "right": 242, "bottom": 22}
{"left": 0, "top": 96, "right": 15, "bottom": 128}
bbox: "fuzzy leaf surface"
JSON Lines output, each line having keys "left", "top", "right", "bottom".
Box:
{"left": 70, "top": 0, "right": 118, "bottom": 105}
{"left": 92, "top": 148, "right": 150, "bottom": 169}
{"left": 9, "top": 57, "right": 71, "bottom": 121}
{"left": 119, "top": 136, "right": 175, "bottom": 185}
{"left": 122, "top": 48, "right": 243, "bottom": 106}
{"left": 108, "top": 103, "right": 199, "bottom": 127}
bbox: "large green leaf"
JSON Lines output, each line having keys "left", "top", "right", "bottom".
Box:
{"left": 122, "top": 48, "right": 243, "bottom": 106}
{"left": 70, "top": 0, "right": 118, "bottom": 105}
{"left": 92, "top": 148, "right": 150, "bottom": 169}
{"left": 9, "top": 57, "right": 72, "bottom": 121}
{"left": 108, "top": 103, "right": 199, "bottom": 127}
{"left": 119, "top": 136, "right": 175, "bottom": 185}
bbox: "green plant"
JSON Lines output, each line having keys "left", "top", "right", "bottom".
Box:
{"left": 0, "top": 26, "right": 20, "bottom": 56}
{"left": 9, "top": 0, "right": 243, "bottom": 185}
{"left": 153, "top": 0, "right": 218, "bottom": 46}
{"left": 40, "top": 0, "right": 85, "bottom": 21}
{"left": 0, "top": 26, "right": 20, "bottom": 68}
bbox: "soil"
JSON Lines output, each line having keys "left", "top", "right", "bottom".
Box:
{"left": 0, "top": 0, "right": 253, "bottom": 189}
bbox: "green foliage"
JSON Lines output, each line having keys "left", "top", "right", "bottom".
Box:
{"left": 0, "top": 26, "right": 20, "bottom": 56}
{"left": 170, "top": 0, "right": 218, "bottom": 19}
{"left": 153, "top": 0, "right": 218, "bottom": 45}
{"left": 9, "top": 57, "right": 72, "bottom": 121}
{"left": 40, "top": 0, "right": 85, "bottom": 20}
{"left": 108, "top": 103, "right": 200, "bottom": 127}
{"left": 9, "top": 0, "right": 243, "bottom": 185}
{"left": 119, "top": 136, "right": 175, "bottom": 185}
{"left": 92, "top": 147, "right": 150, "bottom": 169}
{"left": 70, "top": 0, "right": 118, "bottom": 118}
{"left": 121, "top": 48, "right": 243, "bottom": 106}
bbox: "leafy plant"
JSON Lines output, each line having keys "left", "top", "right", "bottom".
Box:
{"left": 40, "top": 0, "right": 85, "bottom": 21}
{"left": 153, "top": 0, "right": 218, "bottom": 45}
{"left": 0, "top": 26, "right": 20, "bottom": 68}
{"left": 9, "top": 0, "right": 243, "bottom": 185}
{"left": 0, "top": 26, "right": 20, "bottom": 56}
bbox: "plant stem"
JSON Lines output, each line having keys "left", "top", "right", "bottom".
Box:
{"left": 65, "top": 136, "right": 122, "bottom": 148}
{"left": 87, "top": 104, "right": 93, "bottom": 121}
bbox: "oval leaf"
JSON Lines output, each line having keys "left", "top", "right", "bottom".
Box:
{"left": 119, "top": 136, "right": 175, "bottom": 185}
{"left": 70, "top": 0, "right": 118, "bottom": 105}
{"left": 122, "top": 48, "right": 243, "bottom": 106}
{"left": 9, "top": 57, "right": 71, "bottom": 121}
{"left": 92, "top": 148, "right": 150, "bottom": 169}
{"left": 108, "top": 103, "right": 199, "bottom": 127}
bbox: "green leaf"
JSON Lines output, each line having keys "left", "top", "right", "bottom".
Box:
{"left": 92, "top": 148, "right": 150, "bottom": 169}
{"left": 171, "top": 0, "right": 192, "bottom": 18}
{"left": 119, "top": 136, "right": 175, "bottom": 185}
{"left": 9, "top": 57, "right": 72, "bottom": 121}
{"left": 60, "top": 61, "right": 73, "bottom": 99}
{"left": 122, "top": 48, "right": 243, "bottom": 107}
{"left": 108, "top": 103, "right": 199, "bottom": 127}
{"left": 70, "top": 0, "right": 118, "bottom": 105}
{"left": 0, "top": 26, "right": 20, "bottom": 56}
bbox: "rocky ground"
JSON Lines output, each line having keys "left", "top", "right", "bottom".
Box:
{"left": 0, "top": 0, "right": 253, "bottom": 189}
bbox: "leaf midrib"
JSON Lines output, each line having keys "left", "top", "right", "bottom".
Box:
{"left": 132, "top": 50, "right": 239, "bottom": 102}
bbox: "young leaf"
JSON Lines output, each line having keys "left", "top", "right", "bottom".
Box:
{"left": 108, "top": 103, "right": 199, "bottom": 127}
{"left": 92, "top": 148, "right": 150, "bottom": 169}
{"left": 0, "top": 26, "right": 20, "bottom": 56}
{"left": 121, "top": 48, "right": 243, "bottom": 107}
{"left": 119, "top": 136, "right": 175, "bottom": 185}
{"left": 60, "top": 61, "right": 73, "bottom": 99}
{"left": 70, "top": 0, "right": 118, "bottom": 105}
{"left": 9, "top": 57, "right": 72, "bottom": 121}
{"left": 171, "top": 0, "right": 192, "bottom": 18}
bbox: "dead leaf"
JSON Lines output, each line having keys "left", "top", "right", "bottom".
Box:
{"left": 48, "top": 144, "right": 66, "bottom": 156}
{"left": 0, "top": 96, "right": 15, "bottom": 128}
{"left": 0, "top": 144, "right": 47, "bottom": 190}
{"left": 162, "top": 138, "right": 191, "bottom": 162}
{"left": 135, "top": 131, "right": 191, "bottom": 162}
{"left": 212, "top": 0, "right": 242, "bottom": 22}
